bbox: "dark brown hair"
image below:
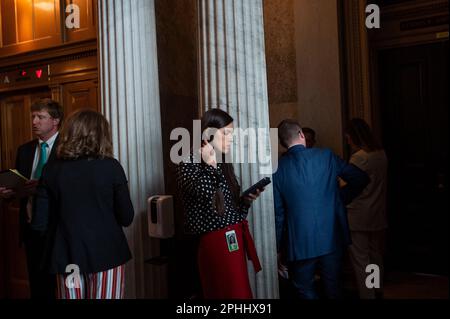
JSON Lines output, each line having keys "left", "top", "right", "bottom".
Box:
{"left": 201, "top": 109, "right": 240, "bottom": 216}
{"left": 345, "top": 118, "right": 382, "bottom": 152}
{"left": 31, "top": 98, "right": 64, "bottom": 127}
{"left": 277, "top": 119, "right": 303, "bottom": 149}
{"left": 57, "top": 110, "right": 113, "bottom": 160}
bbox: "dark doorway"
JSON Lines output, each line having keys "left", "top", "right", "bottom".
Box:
{"left": 378, "top": 41, "right": 449, "bottom": 275}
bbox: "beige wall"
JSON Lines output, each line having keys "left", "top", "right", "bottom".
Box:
{"left": 264, "top": 0, "right": 298, "bottom": 132}
{"left": 264, "top": 0, "right": 345, "bottom": 156}
{"left": 293, "top": 0, "right": 344, "bottom": 155}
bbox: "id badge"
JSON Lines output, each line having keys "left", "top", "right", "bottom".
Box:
{"left": 225, "top": 230, "right": 239, "bottom": 252}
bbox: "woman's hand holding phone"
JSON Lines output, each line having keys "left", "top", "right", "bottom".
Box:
{"left": 242, "top": 187, "right": 265, "bottom": 206}
{"left": 201, "top": 140, "right": 217, "bottom": 168}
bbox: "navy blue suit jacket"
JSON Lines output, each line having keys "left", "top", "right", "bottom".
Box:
{"left": 273, "top": 145, "right": 369, "bottom": 261}
{"left": 15, "top": 137, "right": 59, "bottom": 242}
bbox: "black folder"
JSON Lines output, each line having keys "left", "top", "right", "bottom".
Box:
{"left": 0, "top": 169, "right": 28, "bottom": 190}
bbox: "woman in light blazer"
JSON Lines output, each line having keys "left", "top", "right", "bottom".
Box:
{"left": 345, "top": 118, "right": 388, "bottom": 299}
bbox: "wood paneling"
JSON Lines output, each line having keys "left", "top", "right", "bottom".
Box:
{"left": 379, "top": 42, "right": 449, "bottom": 275}
{"left": 369, "top": 0, "right": 448, "bottom": 148}
{"left": 64, "top": 0, "right": 97, "bottom": 43}
{"left": 34, "top": 0, "right": 59, "bottom": 40}
{"left": 62, "top": 80, "right": 98, "bottom": 116}
{"left": 50, "top": 55, "right": 97, "bottom": 83}
{"left": 0, "top": 0, "right": 61, "bottom": 57}
{"left": 0, "top": 65, "right": 50, "bottom": 93}
{"left": 0, "top": 40, "right": 97, "bottom": 69}
{"left": 17, "top": 0, "right": 34, "bottom": 43}
{"left": 3, "top": 203, "right": 29, "bottom": 298}
{"left": 0, "top": 90, "right": 51, "bottom": 299}
{"left": 1, "top": 96, "right": 32, "bottom": 169}
{"left": 0, "top": 202, "right": 4, "bottom": 298}
{"left": 1, "top": 0, "right": 18, "bottom": 46}
{"left": 0, "top": 0, "right": 97, "bottom": 58}
{"left": 369, "top": 0, "right": 449, "bottom": 49}
{"left": 0, "top": 91, "right": 52, "bottom": 169}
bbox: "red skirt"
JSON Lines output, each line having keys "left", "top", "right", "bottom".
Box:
{"left": 197, "top": 220, "right": 262, "bottom": 299}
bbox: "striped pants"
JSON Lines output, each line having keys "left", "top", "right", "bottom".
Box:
{"left": 56, "top": 265, "right": 125, "bottom": 299}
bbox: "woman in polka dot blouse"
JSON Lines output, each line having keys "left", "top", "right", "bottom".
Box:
{"left": 176, "top": 108, "right": 265, "bottom": 299}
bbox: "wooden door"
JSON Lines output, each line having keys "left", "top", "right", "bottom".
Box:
{"left": 378, "top": 41, "right": 449, "bottom": 275}
{"left": 62, "top": 80, "right": 99, "bottom": 116}
{"left": 0, "top": 89, "right": 51, "bottom": 298}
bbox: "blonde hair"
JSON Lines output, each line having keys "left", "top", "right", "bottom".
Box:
{"left": 57, "top": 110, "right": 113, "bottom": 160}
{"left": 31, "top": 98, "right": 64, "bottom": 127}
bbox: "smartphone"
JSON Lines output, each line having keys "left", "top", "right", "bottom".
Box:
{"left": 241, "top": 177, "right": 271, "bottom": 198}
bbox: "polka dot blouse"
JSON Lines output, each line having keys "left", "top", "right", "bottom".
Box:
{"left": 176, "top": 154, "right": 250, "bottom": 235}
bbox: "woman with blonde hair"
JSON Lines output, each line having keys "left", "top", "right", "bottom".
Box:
{"left": 32, "top": 109, "right": 134, "bottom": 299}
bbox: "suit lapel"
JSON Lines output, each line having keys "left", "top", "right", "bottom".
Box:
{"left": 23, "top": 140, "right": 38, "bottom": 179}
{"left": 23, "top": 134, "right": 59, "bottom": 179}
{"left": 48, "top": 135, "right": 60, "bottom": 163}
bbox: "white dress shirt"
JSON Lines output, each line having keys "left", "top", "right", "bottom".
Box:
{"left": 31, "top": 132, "right": 59, "bottom": 179}
{"left": 27, "top": 132, "right": 59, "bottom": 222}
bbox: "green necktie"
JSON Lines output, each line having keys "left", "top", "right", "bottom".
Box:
{"left": 34, "top": 142, "right": 49, "bottom": 179}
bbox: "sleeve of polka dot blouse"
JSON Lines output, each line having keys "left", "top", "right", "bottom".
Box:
{"left": 176, "top": 161, "right": 230, "bottom": 234}
{"left": 238, "top": 199, "right": 251, "bottom": 218}
{"left": 176, "top": 161, "right": 218, "bottom": 201}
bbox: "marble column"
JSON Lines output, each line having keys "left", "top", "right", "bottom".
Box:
{"left": 98, "top": 0, "right": 166, "bottom": 298}
{"left": 198, "top": 0, "right": 279, "bottom": 299}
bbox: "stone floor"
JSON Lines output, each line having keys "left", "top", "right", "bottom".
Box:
{"left": 383, "top": 272, "right": 449, "bottom": 299}
{"left": 279, "top": 271, "right": 449, "bottom": 299}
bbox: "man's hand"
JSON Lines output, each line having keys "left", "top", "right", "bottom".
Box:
{"left": 18, "top": 180, "right": 39, "bottom": 198}
{"left": 0, "top": 187, "right": 15, "bottom": 200}
{"left": 277, "top": 252, "right": 289, "bottom": 279}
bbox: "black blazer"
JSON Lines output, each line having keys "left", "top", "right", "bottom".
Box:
{"left": 31, "top": 157, "right": 134, "bottom": 274}
{"left": 15, "top": 137, "right": 59, "bottom": 241}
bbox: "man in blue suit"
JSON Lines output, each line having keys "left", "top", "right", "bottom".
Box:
{"left": 273, "top": 120, "right": 369, "bottom": 299}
